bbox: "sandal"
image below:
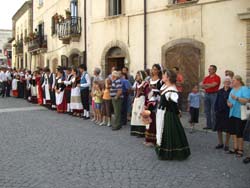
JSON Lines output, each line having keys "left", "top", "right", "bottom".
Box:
{"left": 226, "top": 149, "right": 238, "bottom": 154}
{"left": 243, "top": 157, "right": 250, "bottom": 164}
{"left": 236, "top": 150, "right": 244, "bottom": 158}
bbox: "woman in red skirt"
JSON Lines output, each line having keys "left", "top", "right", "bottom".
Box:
{"left": 55, "top": 69, "right": 67, "bottom": 113}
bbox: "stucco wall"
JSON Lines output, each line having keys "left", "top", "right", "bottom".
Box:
{"left": 90, "top": 0, "right": 249, "bottom": 83}
{"left": 32, "top": 0, "right": 86, "bottom": 71}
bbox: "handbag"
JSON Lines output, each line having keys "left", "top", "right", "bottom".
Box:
{"left": 241, "top": 103, "right": 250, "bottom": 120}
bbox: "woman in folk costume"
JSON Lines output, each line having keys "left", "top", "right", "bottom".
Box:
{"left": 156, "top": 69, "right": 190, "bottom": 160}
{"left": 25, "top": 70, "right": 32, "bottom": 101}
{"left": 30, "top": 71, "right": 38, "bottom": 103}
{"left": 130, "top": 70, "right": 150, "bottom": 137}
{"left": 42, "top": 68, "right": 56, "bottom": 108}
{"left": 12, "top": 74, "right": 19, "bottom": 97}
{"left": 144, "top": 64, "right": 163, "bottom": 147}
{"left": 63, "top": 67, "right": 73, "bottom": 114}
{"left": 55, "top": 69, "right": 67, "bottom": 113}
{"left": 17, "top": 70, "right": 25, "bottom": 98}
{"left": 36, "top": 71, "right": 44, "bottom": 105}
{"left": 70, "top": 67, "right": 83, "bottom": 117}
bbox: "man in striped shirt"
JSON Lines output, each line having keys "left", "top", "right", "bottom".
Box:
{"left": 110, "top": 71, "right": 123, "bottom": 130}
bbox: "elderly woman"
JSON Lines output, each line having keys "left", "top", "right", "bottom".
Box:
{"left": 227, "top": 75, "right": 250, "bottom": 157}
{"left": 214, "top": 77, "right": 232, "bottom": 151}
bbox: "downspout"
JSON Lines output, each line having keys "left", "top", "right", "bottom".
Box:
{"left": 84, "top": 0, "right": 87, "bottom": 66}
{"left": 144, "top": 0, "right": 147, "bottom": 70}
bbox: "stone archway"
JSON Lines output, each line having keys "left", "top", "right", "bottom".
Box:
{"left": 162, "top": 38, "right": 205, "bottom": 110}
{"left": 67, "top": 48, "right": 83, "bottom": 68}
{"left": 101, "top": 40, "right": 130, "bottom": 77}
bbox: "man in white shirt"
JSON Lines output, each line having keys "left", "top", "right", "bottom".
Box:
{"left": 0, "top": 67, "right": 7, "bottom": 97}
{"left": 5, "top": 68, "right": 12, "bottom": 97}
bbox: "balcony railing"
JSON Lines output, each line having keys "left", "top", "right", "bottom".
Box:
{"left": 58, "top": 16, "right": 81, "bottom": 43}
{"left": 15, "top": 40, "right": 23, "bottom": 54}
{"left": 28, "top": 35, "right": 47, "bottom": 52}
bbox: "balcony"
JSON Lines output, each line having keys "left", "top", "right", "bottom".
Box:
{"left": 15, "top": 40, "right": 23, "bottom": 55}
{"left": 28, "top": 35, "right": 47, "bottom": 53}
{"left": 58, "top": 16, "right": 81, "bottom": 44}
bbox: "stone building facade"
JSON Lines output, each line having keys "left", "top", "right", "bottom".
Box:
{"left": 89, "top": 0, "right": 249, "bottom": 106}
{"left": 31, "top": 0, "right": 88, "bottom": 72}
{"left": 12, "top": 0, "right": 33, "bottom": 69}
{"left": 0, "top": 30, "right": 12, "bottom": 66}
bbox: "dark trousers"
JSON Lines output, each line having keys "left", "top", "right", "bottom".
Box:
{"left": 6, "top": 81, "right": 11, "bottom": 97}
{"left": 80, "top": 89, "right": 89, "bottom": 111}
{"left": 121, "top": 94, "right": 128, "bottom": 125}
{"left": 1, "top": 81, "right": 7, "bottom": 97}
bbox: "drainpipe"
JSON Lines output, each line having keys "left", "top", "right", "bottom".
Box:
{"left": 144, "top": 0, "right": 147, "bottom": 70}
{"left": 84, "top": 0, "right": 87, "bottom": 66}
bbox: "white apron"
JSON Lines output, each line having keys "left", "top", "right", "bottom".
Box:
{"left": 156, "top": 109, "right": 166, "bottom": 146}
{"left": 131, "top": 96, "right": 145, "bottom": 126}
{"left": 56, "top": 91, "right": 64, "bottom": 105}
{"left": 44, "top": 84, "right": 51, "bottom": 101}
{"left": 70, "top": 87, "right": 83, "bottom": 110}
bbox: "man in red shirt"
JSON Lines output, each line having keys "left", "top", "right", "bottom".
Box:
{"left": 173, "top": 67, "right": 184, "bottom": 111}
{"left": 201, "top": 65, "right": 221, "bottom": 130}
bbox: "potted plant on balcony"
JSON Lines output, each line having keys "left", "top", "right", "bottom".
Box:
{"left": 54, "top": 13, "right": 59, "bottom": 24}
{"left": 58, "top": 15, "right": 65, "bottom": 23}
{"left": 24, "top": 36, "right": 30, "bottom": 43}
{"left": 65, "top": 9, "right": 71, "bottom": 19}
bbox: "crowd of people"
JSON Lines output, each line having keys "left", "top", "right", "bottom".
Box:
{"left": 0, "top": 64, "right": 250, "bottom": 163}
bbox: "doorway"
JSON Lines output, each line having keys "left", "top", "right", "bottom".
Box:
{"left": 165, "top": 44, "right": 201, "bottom": 111}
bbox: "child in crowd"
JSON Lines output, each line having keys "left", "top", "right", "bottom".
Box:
{"left": 93, "top": 81, "right": 103, "bottom": 125}
{"left": 100, "top": 78, "right": 112, "bottom": 126}
{"left": 187, "top": 85, "right": 200, "bottom": 133}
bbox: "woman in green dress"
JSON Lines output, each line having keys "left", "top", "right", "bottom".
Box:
{"left": 155, "top": 69, "right": 191, "bottom": 160}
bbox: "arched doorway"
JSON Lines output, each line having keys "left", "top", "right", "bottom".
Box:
{"left": 69, "top": 53, "right": 81, "bottom": 68}
{"left": 162, "top": 39, "right": 204, "bottom": 111}
{"left": 105, "top": 47, "right": 125, "bottom": 76}
{"left": 101, "top": 40, "right": 130, "bottom": 77}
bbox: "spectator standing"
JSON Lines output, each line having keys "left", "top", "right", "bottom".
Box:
{"left": 200, "top": 65, "right": 221, "bottom": 130}
{"left": 120, "top": 72, "right": 132, "bottom": 126}
{"left": 173, "top": 67, "right": 184, "bottom": 111}
{"left": 187, "top": 85, "right": 200, "bottom": 133}
{"left": 214, "top": 77, "right": 232, "bottom": 151}
{"left": 110, "top": 71, "right": 123, "bottom": 131}
{"left": 101, "top": 78, "right": 112, "bottom": 126}
{"left": 227, "top": 75, "right": 250, "bottom": 157}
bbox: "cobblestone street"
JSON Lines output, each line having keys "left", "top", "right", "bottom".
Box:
{"left": 0, "top": 97, "right": 249, "bottom": 188}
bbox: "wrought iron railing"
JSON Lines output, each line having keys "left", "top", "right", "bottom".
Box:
{"left": 58, "top": 16, "right": 81, "bottom": 40}
{"left": 28, "top": 35, "right": 47, "bottom": 52}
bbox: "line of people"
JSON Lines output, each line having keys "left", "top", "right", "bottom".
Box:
{"left": 3, "top": 63, "right": 250, "bottom": 163}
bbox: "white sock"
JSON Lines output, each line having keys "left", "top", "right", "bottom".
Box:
{"left": 67, "top": 104, "right": 70, "bottom": 112}
{"left": 83, "top": 110, "right": 86, "bottom": 117}
{"left": 86, "top": 111, "right": 89, "bottom": 118}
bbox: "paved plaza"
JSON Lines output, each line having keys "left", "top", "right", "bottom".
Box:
{"left": 0, "top": 97, "right": 249, "bottom": 188}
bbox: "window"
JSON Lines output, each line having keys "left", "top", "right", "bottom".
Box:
{"left": 51, "top": 16, "right": 57, "bottom": 35}
{"left": 39, "top": 0, "right": 43, "bottom": 6}
{"left": 70, "top": 0, "right": 78, "bottom": 17}
{"left": 109, "top": 0, "right": 122, "bottom": 16}
{"left": 0, "top": 49, "right": 2, "bottom": 54}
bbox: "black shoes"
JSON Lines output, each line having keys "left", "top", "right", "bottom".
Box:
{"left": 215, "top": 144, "right": 224, "bottom": 149}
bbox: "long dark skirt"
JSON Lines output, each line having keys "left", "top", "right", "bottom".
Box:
{"left": 243, "top": 120, "right": 250, "bottom": 142}
{"left": 145, "top": 112, "right": 156, "bottom": 144}
{"left": 17, "top": 82, "right": 24, "bottom": 98}
{"left": 130, "top": 126, "right": 146, "bottom": 137}
{"left": 155, "top": 111, "right": 191, "bottom": 160}
{"left": 215, "top": 111, "right": 230, "bottom": 132}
